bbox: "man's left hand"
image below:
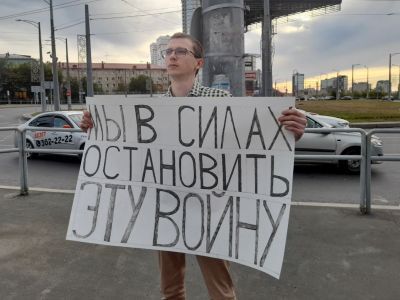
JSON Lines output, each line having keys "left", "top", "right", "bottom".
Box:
{"left": 278, "top": 108, "right": 307, "bottom": 141}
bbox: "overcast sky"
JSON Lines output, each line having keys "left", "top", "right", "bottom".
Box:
{"left": 1, "top": 0, "right": 400, "bottom": 89}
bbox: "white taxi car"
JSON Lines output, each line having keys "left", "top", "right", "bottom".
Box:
{"left": 16, "top": 111, "right": 87, "bottom": 159}
{"left": 296, "top": 112, "right": 383, "bottom": 173}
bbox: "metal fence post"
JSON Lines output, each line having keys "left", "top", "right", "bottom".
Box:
{"left": 18, "top": 129, "right": 29, "bottom": 195}
{"left": 365, "top": 132, "right": 373, "bottom": 214}
{"left": 359, "top": 131, "right": 368, "bottom": 214}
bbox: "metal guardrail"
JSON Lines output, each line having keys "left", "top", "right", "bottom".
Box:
{"left": 0, "top": 126, "right": 398, "bottom": 214}
{"left": 365, "top": 128, "right": 400, "bottom": 214}
{"left": 0, "top": 126, "right": 83, "bottom": 195}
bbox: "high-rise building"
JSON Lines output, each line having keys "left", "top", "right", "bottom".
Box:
{"left": 353, "top": 82, "right": 370, "bottom": 93}
{"left": 150, "top": 35, "right": 170, "bottom": 67}
{"left": 376, "top": 80, "right": 389, "bottom": 94}
{"left": 292, "top": 72, "right": 304, "bottom": 97}
{"left": 181, "top": 0, "right": 201, "bottom": 34}
{"left": 321, "top": 75, "right": 348, "bottom": 97}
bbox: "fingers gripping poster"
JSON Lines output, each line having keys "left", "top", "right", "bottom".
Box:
{"left": 67, "top": 96, "right": 295, "bottom": 278}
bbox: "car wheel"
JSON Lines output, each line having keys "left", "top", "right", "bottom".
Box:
{"left": 25, "top": 140, "right": 37, "bottom": 159}
{"left": 340, "top": 148, "right": 360, "bottom": 174}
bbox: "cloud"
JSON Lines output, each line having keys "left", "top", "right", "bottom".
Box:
{"left": 271, "top": 0, "right": 400, "bottom": 85}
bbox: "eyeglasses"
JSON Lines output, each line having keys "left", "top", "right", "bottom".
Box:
{"left": 161, "top": 47, "right": 198, "bottom": 59}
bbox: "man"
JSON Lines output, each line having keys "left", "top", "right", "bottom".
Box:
{"left": 81, "top": 32, "right": 306, "bottom": 300}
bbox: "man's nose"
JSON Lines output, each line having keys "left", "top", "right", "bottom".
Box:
{"left": 169, "top": 52, "right": 177, "bottom": 60}
{"left": 169, "top": 50, "right": 177, "bottom": 59}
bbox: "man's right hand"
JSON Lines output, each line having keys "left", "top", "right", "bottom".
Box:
{"left": 81, "top": 110, "right": 93, "bottom": 133}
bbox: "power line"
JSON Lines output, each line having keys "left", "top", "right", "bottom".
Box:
{"left": 91, "top": 6, "right": 182, "bottom": 17}
{"left": 55, "top": 20, "right": 85, "bottom": 31}
{"left": 119, "top": 0, "right": 180, "bottom": 26}
{"left": 91, "top": 10, "right": 182, "bottom": 21}
{"left": 0, "top": 0, "right": 102, "bottom": 21}
{"left": 93, "top": 27, "right": 178, "bottom": 35}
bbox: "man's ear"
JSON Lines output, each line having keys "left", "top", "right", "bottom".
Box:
{"left": 197, "top": 58, "right": 204, "bottom": 69}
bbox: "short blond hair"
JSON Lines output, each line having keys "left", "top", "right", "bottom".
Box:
{"left": 170, "top": 32, "right": 204, "bottom": 59}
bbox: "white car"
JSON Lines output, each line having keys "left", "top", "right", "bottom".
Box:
{"left": 312, "top": 114, "right": 350, "bottom": 128}
{"left": 16, "top": 111, "right": 87, "bottom": 159}
{"left": 296, "top": 113, "right": 383, "bottom": 173}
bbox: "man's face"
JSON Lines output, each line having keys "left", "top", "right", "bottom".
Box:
{"left": 164, "top": 38, "right": 203, "bottom": 78}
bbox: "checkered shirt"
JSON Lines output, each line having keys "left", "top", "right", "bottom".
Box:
{"left": 164, "top": 81, "right": 232, "bottom": 97}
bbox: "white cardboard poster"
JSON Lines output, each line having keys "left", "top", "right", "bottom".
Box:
{"left": 67, "top": 96, "right": 295, "bottom": 278}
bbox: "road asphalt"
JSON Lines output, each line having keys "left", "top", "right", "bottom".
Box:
{"left": 1, "top": 188, "right": 399, "bottom": 300}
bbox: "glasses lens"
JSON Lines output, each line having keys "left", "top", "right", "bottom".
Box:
{"left": 175, "top": 48, "right": 188, "bottom": 57}
{"left": 162, "top": 48, "right": 173, "bottom": 58}
{"left": 165, "top": 48, "right": 174, "bottom": 56}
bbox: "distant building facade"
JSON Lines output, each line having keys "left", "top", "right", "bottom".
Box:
{"left": 59, "top": 62, "right": 168, "bottom": 94}
{"left": 244, "top": 54, "right": 259, "bottom": 96}
{"left": 181, "top": 0, "right": 201, "bottom": 34}
{"left": 150, "top": 35, "right": 170, "bottom": 67}
{"left": 292, "top": 72, "right": 304, "bottom": 97}
{"left": 0, "top": 53, "right": 33, "bottom": 65}
{"left": 321, "top": 75, "right": 348, "bottom": 97}
{"left": 376, "top": 80, "right": 389, "bottom": 94}
{"left": 353, "top": 82, "right": 370, "bottom": 93}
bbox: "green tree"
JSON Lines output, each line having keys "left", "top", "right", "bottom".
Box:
{"left": 115, "top": 82, "right": 127, "bottom": 94}
{"left": 70, "top": 77, "right": 79, "bottom": 101}
{"left": 2, "top": 63, "right": 31, "bottom": 99}
{"left": 129, "top": 75, "right": 149, "bottom": 93}
{"left": 94, "top": 82, "right": 103, "bottom": 94}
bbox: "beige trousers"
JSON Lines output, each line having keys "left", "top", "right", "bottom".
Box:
{"left": 158, "top": 251, "right": 236, "bottom": 300}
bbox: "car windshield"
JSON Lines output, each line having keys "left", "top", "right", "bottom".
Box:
{"left": 69, "top": 113, "right": 83, "bottom": 127}
{"left": 314, "top": 116, "right": 348, "bottom": 128}
{"left": 307, "top": 116, "right": 332, "bottom": 128}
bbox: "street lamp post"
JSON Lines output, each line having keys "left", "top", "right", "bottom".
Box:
{"left": 49, "top": 0, "right": 60, "bottom": 110}
{"left": 273, "top": 78, "right": 282, "bottom": 96}
{"left": 393, "top": 64, "right": 400, "bottom": 100}
{"left": 392, "top": 64, "right": 400, "bottom": 100}
{"left": 364, "top": 65, "right": 369, "bottom": 99}
{"left": 336, "top": 71, "right": 340, "bottom": 100}
{"left": 16, "top": 19, "right": 46, "bottom": 112}
{"left": 56, "top": 37, "right": 72, "bottom": 110}
{"left": 389, "top": 53, "right": 400, "bottom": 100}
{"left": 352, "top": 63, "right": 361, "bottom": 98}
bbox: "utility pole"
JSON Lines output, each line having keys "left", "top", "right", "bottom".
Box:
{"left": 389, "top": 54, "right": 392, "bottom": 100}
{"left": 124, "top": 69, "right": 127, "bottom": 97}
{"left": 202, "top": 0, "right": 245, "bottom": 96}
{"left": 38, "top": 22, "right": 46, "bottom": 112}
{"left": 65, "top": 38, "right": 72, "bottom": 110}
{"left": 393, "top": 64, "right": 400, "bottom": 100}
{"left": 261, "top": 0, "right": 273, "bottom": 96}
{"left": 351, "top": 64, "right": 360, "bottom": 98}
{"left": 147, "top": 62, "right": 153, "bottom": 97}
{"left": 366, "top": 69, "right": 369, "bottom": 99}
{"left": 336, "top": 71, "right": 340, "bottom": 100}
{"left": 388, "top": 53, "right": 400, "bottom": 100}
{"left": 85, "top": 4, "right": 94, "bottom": 97}
{"left": 49, "top": 0, "right": 60, "bottom": 110}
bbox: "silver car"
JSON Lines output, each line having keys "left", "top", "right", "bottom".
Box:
{"left": 296, "top": 113, "right": 383, "bottom": 173}
{"left": 16, "top": 111, "right": 87, "bottom": 159}
{"left": 312, "top": 114, "right": 350, "bottom": 128}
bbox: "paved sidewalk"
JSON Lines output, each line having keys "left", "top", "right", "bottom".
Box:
{"left": 0, "top": 188, "right": 399, "bottom": 300}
